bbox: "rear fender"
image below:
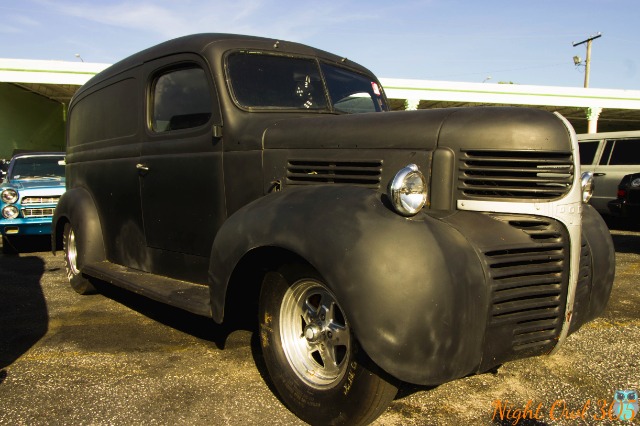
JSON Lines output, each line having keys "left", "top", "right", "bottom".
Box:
{"left": 52, "top": 187, "right": 106, "bottom": 267}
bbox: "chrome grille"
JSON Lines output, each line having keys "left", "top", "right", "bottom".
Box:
{"left": 287, "top": 159, "right": 382, "bottom": 188}
{"left": 22, "top": 196, "right": 60, "bottom": 205}
{"left": 22, "top": 208, "right": 56, "bottom": 218}
{"left": 485, "top": 216, "right": 567, "bottom": 350}
{"left": 459, "top": 150, "right": 573, "bottom": 200}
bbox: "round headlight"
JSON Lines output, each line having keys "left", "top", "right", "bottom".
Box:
{"left": 388, "top": 164, "right": 427, "bottom": 216}
{"left": 1, "top": 188, "right": 18, "bottom": 204}
{"left": 2, "top": 205, "right": 19, "bottom": 219}
{"left": 581, "top": 171, "right": 595, "bottom": 203}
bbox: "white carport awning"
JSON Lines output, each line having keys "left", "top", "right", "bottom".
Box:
{"left": 381, "top": 78, "right": 640, "bottom": 110}
{"left": 0, "top": 58, "right": 109, "bottom": 103}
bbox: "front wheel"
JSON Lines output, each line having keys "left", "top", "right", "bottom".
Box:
{"left": 259, "top": 265, "right": 397, "bottom": 426}
{"left": 63, "top": 223, "right": 96, "bottom": 295}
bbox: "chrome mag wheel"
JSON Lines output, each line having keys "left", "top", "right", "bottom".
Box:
{"left": 279, "top": 279, "right": 351, "bottom": 389}
{"left": 66, "top": 226, "right": 80, "bottom": 276}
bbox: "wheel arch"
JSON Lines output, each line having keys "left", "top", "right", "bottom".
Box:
{"left": 217, "top": 245, "right": 315, "bottom": 327}
{"left": 52, "top": 187, "right": 106, "bottom": 267}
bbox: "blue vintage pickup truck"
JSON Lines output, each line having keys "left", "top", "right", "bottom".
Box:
{"left": 1, "top": 152, "right": 66, "bottom": 253}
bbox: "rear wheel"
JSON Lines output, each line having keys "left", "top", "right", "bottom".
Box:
{"left": 259, "top": 265, "right": 397, "bottom": 426}
{"left": 63, "top": 223, "right": 96, "bottom": 295}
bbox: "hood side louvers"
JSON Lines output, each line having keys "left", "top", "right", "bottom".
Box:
{"left": 287, "top": 159, "right": 383, "bottom": 188}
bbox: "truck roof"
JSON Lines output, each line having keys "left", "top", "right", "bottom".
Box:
{"left": 76, "top": 33, "right": 374, "bottom": 98}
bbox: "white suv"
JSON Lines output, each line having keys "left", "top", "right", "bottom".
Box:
{"left": 578, "top": 130, "right": 640, "bottom": 214}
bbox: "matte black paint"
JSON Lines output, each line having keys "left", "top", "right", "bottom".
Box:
{"left": 52, "top": 187, "right": 106, "bottom": 268}
{"left": 52, "top": 34, "right": 615, "bottom": 388}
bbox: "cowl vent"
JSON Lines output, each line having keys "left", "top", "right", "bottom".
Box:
{"left": 287, "top": 159, "right": 382, "bottom": 188}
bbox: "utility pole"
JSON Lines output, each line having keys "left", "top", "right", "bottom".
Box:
{"left": 573, "top": 32, "right": 602, "bottom": 88}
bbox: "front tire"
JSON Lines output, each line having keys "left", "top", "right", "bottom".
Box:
{"left": 63, "top": 223, "right": 96, "bottom": 295}
{"left": 259, "top": 265, "right": 397, "bottom": 426}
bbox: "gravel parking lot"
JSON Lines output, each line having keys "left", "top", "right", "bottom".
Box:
{"left": 0, "top": 220, "right": 638, "bottom": 425}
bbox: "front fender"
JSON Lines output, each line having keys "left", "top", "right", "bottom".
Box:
{"left": 209, "top": 185, "right": 488, "bottom": 384}
{"left": 52, "top": 187, "right": 106, "bottom": 267}
{"left": 582, "top": 204, "right": 615, "bottom": 321}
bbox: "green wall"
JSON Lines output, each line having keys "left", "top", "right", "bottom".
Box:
{"left": 0, "top": 83, "right": 65, "bottom": 160}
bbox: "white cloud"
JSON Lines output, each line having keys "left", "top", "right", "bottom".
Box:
{"left": 0, "top": 14, "right": 40, "bottom": 34}
{"left": 29, "top": 0, "right": 381, "bottom": 42}
{"left": 31, "top": 0, "right": 270, "bottom": 39}
{"left": 0, "top": 24, "right": 22, "bottom": 34}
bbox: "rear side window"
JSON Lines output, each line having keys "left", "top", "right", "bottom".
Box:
{"left": 151, "top": 67, "right": 212, "bottom": 132}
{"left": 578, "top": 141, "right": 599, "bottom": 166}
{"left": 608, "top": 139, "right": 640, "bottom": 165}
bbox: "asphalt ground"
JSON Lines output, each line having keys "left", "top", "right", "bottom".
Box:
{"left": 0, "top": 218, "right": 638, "bottom": 425}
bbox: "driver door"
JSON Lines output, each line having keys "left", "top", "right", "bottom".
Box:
{"left": 139, "top": 55, "right": 225, "bottom": 263}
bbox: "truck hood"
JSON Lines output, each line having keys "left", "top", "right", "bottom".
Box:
{"left": 262, "top": 109, "right": 454, "bottom": 151}
{"left": 2, "top": 178, "right": 65, "bottom": 191}
{"left": 262, "top": 108, "right": 571, "bottom": 152}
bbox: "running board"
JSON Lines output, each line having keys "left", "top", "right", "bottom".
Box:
{"left": 83, "top": 261, "right": 212, "bottom": 318}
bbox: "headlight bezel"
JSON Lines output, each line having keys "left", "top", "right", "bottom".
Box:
{"left": 2, "top": 205, "right": 20, "bottom": 219}
{"left": 388, "top": 164, "right": 428, "bottom": 216}
{"left": 580, "top": 171, "right": 595, "bottom": 204}
{"left": 1, "top": 188, "right": 18, "bottom": 204}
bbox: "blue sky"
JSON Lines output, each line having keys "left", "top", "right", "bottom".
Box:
{"left": 1, "top": 0, "right": 638, "bottom": 90}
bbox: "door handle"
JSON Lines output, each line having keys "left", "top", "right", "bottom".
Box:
{"left": 136, "top": 163, "right": 149, "bottom": 172}
{"left": 594, "top": 172, "right": 606, "bottom": 176}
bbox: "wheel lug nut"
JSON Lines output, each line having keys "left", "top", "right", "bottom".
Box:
{"left": 327, "top": 331, "right": 333, "bottom": 339}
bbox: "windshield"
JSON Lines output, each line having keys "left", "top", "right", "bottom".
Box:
{"left": 9, "top": 156, "right": 65, "bottom": 180}
{"left": 321, "top": 63, "right": 387, "bottom": 113}
{"left": 227, "top": 53, "right": 387, "bottom": 113}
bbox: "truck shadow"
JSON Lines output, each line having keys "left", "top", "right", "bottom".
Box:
{"left": 610, "top": 233, "right": 640, "bottom": 255}
{"left": 90, "top": 279, "right": 257, "bottom": 351}
{"left": 88, "top": 277, "right": 434, "bottom": 409}
{"left": 89, "top": 278, "right": 282, "bottom": 403}
{"left": 603, "top": 215, "right": 640, "bottom": 255}
{"left": 0, "top": 252, "right": 48, "bottom": 372}
{"left": 2, "top": 235, "right": 51, "bottom": 255}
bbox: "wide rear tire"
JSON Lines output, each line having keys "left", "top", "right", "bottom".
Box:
{"left": 259, "top": 264, "right": 397, "bottom": 426}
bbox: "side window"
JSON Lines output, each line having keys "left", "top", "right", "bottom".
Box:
{"left": 151, "top": 67, "right": 212, "bottom": 132}
{"left": 578, "top": 141, "right": 599, "bottom": 166}
{"left": 608, "top": 139, "right": 640, "bottom": 165}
